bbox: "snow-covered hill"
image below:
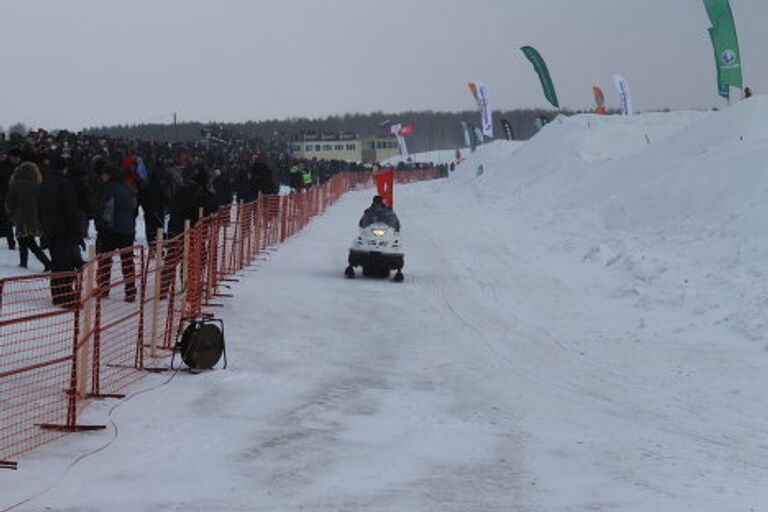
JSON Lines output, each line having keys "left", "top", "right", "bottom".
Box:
{"left": 3, "top": 100, "right": 768, "bottom": 511}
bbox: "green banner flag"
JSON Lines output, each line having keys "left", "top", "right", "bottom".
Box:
{"left": 520, "top": 46, "right": 559, "bottom": 109}
{"left": 703, "top": 0, "right": 731, "bottom": 26}
{"left": 708, "top": 27, "right": 730, "bottom": 99}
{"left": 703, "top": 0, "right": 742, "bottom": 89}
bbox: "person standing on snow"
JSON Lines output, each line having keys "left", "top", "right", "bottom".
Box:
{"left": 251, "top": 156, "right": 278, "bottom": 197}
{"left": 5, "top": 161, "right": 52, "bottom": 270}
{"left": 160, "top": 167, "right": 216, "bottom": 297}
{"left": 167, "top": 166, "right": 216, "bottom": 239}
{"left": 95, "top": 164, "right": 137, "bottom": 302}
{"left": 38, "top": 157, "right": 84, "bottom": 307}
{"left": 139, "top": 159, "right": 172, "bottom": 244}
{"left": 289, "top": 163, "right": 304, "bottom": 191}
{"left": 0, "top": 147, "right": 22, "bottom": 250}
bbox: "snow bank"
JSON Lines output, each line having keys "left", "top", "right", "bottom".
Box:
{"left": 441, "top": 97, "right": 768, "bottom": 347}
{"left": 447, "top": 99, "right": 768, "bottom": 252}
{"left": 444, "top": 110, "right": 703, "bottom": 209}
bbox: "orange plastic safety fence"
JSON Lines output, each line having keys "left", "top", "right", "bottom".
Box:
{"left": 0, "top": 169, "right": 442, "bottom": 465}
{"left": 90, "top": 246, "right": 146, "bottom": 397}
{"left": 0, "top": 273, "right": 81, "bottom": 460}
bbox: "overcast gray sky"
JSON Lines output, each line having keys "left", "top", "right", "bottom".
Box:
{"left": 0, "top": 0, "right": 765, "bottom": 130}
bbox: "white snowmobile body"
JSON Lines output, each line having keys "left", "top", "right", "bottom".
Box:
{"left": 347, "top": 221, "right": 404, "bottom": 278}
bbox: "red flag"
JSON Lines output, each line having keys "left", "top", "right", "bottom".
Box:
{"left": 374, "top": 168, "right": 394, "bottom": 207}
{"left": 398, "top": 123, "right": 414, "bottom": 137}
{"left": 593, "top": 86, "right": 606, "bottom": 114}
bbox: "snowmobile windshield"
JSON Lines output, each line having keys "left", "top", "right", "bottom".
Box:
{"left": 359, "top": 206, "right": 400, "bottom": 231}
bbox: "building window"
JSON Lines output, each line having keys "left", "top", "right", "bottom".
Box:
{"left": 305, "top": 145, "right": 312, "bottom": 151}
{"left": 323, "top": 144, "right": 332, "bottom": 151}
{"left": 346, "top": 144, "right": 356, "bottom": 151}
{"left": 315, "top": 145, "right": 321, "bottom": 151}
{"left": 335, "top": 144, "right": 344, "bottom": 151}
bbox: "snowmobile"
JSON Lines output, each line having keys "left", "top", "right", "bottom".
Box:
{"left": 345, "top": 220, "right": 404, "bottom": 282}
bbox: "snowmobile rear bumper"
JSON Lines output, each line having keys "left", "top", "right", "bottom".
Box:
{"left": 348, "top": 250, "right": 404, "bottom": 270}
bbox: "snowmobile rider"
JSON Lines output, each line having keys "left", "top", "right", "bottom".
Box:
{"left": 359, "top": 195, "right": 400, "bottom": 232}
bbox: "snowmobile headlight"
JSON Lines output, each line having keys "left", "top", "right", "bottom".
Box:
{"left": 371, "top": 228, "right": 387, "bottom": 237}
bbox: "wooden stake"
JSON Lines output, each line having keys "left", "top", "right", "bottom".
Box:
{"left": 77, "top": 245, "right": 97, "bottom": 398}
{"left": 149, "top": 229, "right": 164, "bottom": 359}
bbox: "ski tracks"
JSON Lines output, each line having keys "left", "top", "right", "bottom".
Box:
{"left": 410, "top": 211, "right": 768, "bottom": 510}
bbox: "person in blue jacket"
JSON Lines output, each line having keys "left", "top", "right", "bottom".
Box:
{"left": 95, "top": 164, "right": 137, "bottom": 301}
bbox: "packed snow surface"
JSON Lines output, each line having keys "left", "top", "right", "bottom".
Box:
{"left": 3, "top": 99, "right": 768, "bottom": 511}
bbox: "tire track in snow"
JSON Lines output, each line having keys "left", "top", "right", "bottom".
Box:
{"left": 412, "top": 212, "right": 768, "bottom": 498}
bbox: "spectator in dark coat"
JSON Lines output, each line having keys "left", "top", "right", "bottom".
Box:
{"left": 235, "top": 166, "right": 254, "bottom": 203}
{"left": 0, "top": 147, "right": 22, "bottom": 249}
{"left": 138, "top": 162, "right": 171, "bottom": 244}
{"left": 95, "top": 165, "right": 137, "bottom": 302}
{"left": 69, "top": 160, "right": 91, "bottom": 239}
{"left": 288, "top": 163, "right": 304, "bottom": 191}
{"left": 251, "top": 158, "right": 278, "bottom": 197}
{"left": 85, "top": 156, "right": 106, "bottom": 239}
{"left": 38, "top": 157, "right": 84, "bottom": 307}
{"left": 212, "top": 168, "right": 233, "bottom": 208}
{"left": 161, "top": 168, "right": 216, "bottom": 296}
{"left": 4, "top": 162, "right": 51, "bottom": 270}
{"left": 167, "top": 168, "right": 216, "bottom": 238}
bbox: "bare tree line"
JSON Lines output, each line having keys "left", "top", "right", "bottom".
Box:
{"left": 77, "top": 109, "right": 590, "bottom": 152}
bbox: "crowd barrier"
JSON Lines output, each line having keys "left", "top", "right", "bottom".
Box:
{"left": 0, "top": 167, "right": 443, "bottom": 468}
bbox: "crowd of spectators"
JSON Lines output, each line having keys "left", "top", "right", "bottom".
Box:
{"left": 0, "top": 128, "right": 369, "bottom": 306}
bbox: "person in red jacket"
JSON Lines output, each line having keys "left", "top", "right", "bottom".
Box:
{"left": 120, "top": 154, "right": 140, "bottom": 194}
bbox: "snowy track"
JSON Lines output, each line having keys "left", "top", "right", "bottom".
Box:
{"left": 4, "top": 107, "right": 768, "bottom": 510}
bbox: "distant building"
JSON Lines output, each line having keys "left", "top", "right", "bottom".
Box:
{"left": 289, "top": 133, "right": 400, "bottom": 163}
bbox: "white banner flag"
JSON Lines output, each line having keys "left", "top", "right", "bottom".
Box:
{"left": 469, "top": 81, "right": 493, "bottom": 139}
{"left": 613, "top": 74, "right": 632, "bottom": 116}
{"left": 389, "top": 124, "right": 408, "bottom": 157}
